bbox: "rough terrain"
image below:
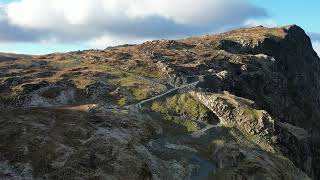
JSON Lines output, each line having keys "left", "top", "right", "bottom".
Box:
{"left": 0, "top": 25, "right": 319, "bottom": 180}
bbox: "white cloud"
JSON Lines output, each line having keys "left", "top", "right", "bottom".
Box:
{"left": 88, "top": 34, "right": 150, "bottom": 49}
{"left": 127, "top": 0, "right": 265, "bottom": 25}
{"left": 244, "top": 19, "right": 277, "bottom": 28}
{"left": 1, "top": 0, "right": 267, "bottom": 48}
{"left": 312, "top": 41, "right": 320, "bottom": 56}
{"left": 309, "top": 33, "right": 320, "bottom": 56}
{"left": 7, "top": 0, "right": 266, "bottom": 28}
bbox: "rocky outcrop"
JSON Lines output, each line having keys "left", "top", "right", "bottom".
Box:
{"left": 218, "top": 25, "right": 320, "bottom": 136}
{"left": 275, "top": 122, "right": 313, "bottom": 176}
{"left": 211, "top": 142, "right": 310, "bottom": 180}
{"left": 191, "top": 91, "right": 314, "bottom": 177}
{"left": 191, "top": 91, "right": 276, "bottom": 143}
{"left": 0, "top": 108, "right": 157, "bottom": 180}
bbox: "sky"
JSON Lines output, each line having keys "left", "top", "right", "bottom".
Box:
{"left": 0, "top": 0, "right": 319, "bottom": 55}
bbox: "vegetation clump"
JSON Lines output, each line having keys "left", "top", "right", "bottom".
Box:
{"left": 151, "top": 101, "right": 167, "bottom": 114}
{"left": 166, "top": 93, "right": 209, "bottom": 121}
{"left": 117, "top": 97, "right": 127, "bottom": 106}
{"left": 151, "top": 93, "right": 210, "bottom": 122}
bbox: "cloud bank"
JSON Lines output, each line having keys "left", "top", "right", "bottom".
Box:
{"left": 309, "top": 33, "right": 320, "bottom": 56}
{"left": 313, "top": 41, "right": 320, "bottom": 56}
{"left": 0, "top": 0, "right": 268, "bottom": 48}
{"left": 244, "top": 19, "right": 277, "bottom": 28}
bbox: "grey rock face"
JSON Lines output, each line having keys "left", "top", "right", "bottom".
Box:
{"left": 0, "top": 108, "right": 155, "bottom": 180}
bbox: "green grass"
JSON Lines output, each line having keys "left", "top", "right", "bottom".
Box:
{"left": 150, "top": 93, "right": 209, "bottom": 135}
{"left": 128, "top": 66, "right": 166, "bottom": 80}
{"left": 117, "top": 97, "right": 127, "bottom": 106}
{"left": 49, "top": 55, "right": 82, "bottom": 68}
{"left": 164, "top": 115, "right": 199, "bottom": 133}
{"left": 181, "top": 119, "right": 198, "bottom": 132}
{"left": 105, "top": 67, "right": 161, "bottom": 102}
{"left": 151, "top": 101, "right": 168, "bottom": 114}
{"left": 165, "top": 93, "right": 209, "bottom": 120}
{"left": 132, "top": 90, "right": 148, "bottom": 101}
{"left": 150, "top": 93, "right": 210, "bottom": 122}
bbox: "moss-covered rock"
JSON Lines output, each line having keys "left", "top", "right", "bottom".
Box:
{"left": 150, "top": 93, "right": 214, "bottom": 124}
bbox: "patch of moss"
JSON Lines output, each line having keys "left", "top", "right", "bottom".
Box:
{"left": 150, "top": 93, "right": 210, "bottom": 122}
{"left": 166, "top": 95, "right": 179, "bottom": 113}
{"left": 165, "top": 93, "right": 209, "bottom": 121}
{"left": 110, "top": 74, "right": 158, "bottom": 101}
{"left": 210, "top": 41, "right": 223, "bottom": 49}
{"left": 164, "top": 116, "right": 199, "bottom": 133}
{"left": 131, "top": 87, "right": 151, "bottom": 101}
{"left": 182, "top": 119, "right": 198, "bottom": 132}
{"left": 129, "top": 65, "right": 166, "bottom": 80}
{"left": 118, "top": 97, "right": 127, "bottom": 106}
{"left": 49, "top": 56, "right": 82, "bottom": 68}
{"left": 151, "top": 101, "right": 167, "bottom": 114}
{"left": 211, "top": 139, "right": 226, "bottom": 146}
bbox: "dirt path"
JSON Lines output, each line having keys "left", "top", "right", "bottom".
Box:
{"left": 55, "top": 104, "right": 97, "bottom": 112}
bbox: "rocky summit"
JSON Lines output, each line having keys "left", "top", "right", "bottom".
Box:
{"left": 0, "top": 25, "right": 320, "bottom": 180}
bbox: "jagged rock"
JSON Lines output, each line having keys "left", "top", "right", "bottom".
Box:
{"left": 192, "top": 90, "right": 315, "bottom": 177}
{"left": 84, "top": 82, "right": 114, "bottom": 101}
{"left": 275, "top": 122, "right": 313, "bottom": 176}
{"left": 212, "top": 142, "right": 310, "bottom": 180}
{"left": 21, "top": 81, "right": 50, "bottom": 94}
{"left": 0, "top": 108, "right": 156, "bottom": 180}
{"left": 190, "top": 91, "right": 277, "bottom": 149}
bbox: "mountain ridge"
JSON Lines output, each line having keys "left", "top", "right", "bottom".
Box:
{"left": 0, "top": 25, "right": 319, "bottom": 180}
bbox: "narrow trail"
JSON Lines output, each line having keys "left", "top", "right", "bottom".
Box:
{"left": 52, "top": 104, "right": 98, "bottom": 112}
{"left": 126, "top": 80, "right": 199, "bottom": 110}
